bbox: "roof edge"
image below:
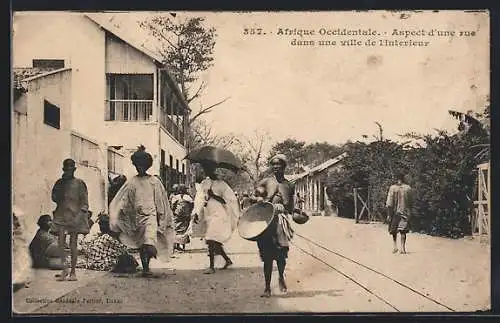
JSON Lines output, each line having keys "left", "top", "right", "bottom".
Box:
{"left": 84, "top": 14, "right": 164, "bottom": 64}
{"left": 289, "top": 152, "right": 348, "bottom": 183}
{"left": 83, "top": 14, "right": 191, "bottom": 111}
{"left": 23, "top": 67, "right": 72, "bottom": 82}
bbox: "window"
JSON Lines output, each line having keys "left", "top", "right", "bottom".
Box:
{"left": 33, "top": 59, "right": 65, "bottom": 69}
{"left": 43, "top": 100, "right": 60, "bottom": 129}
{"left": 108, "top": 149, "right": 124, "bottom": 174}
{"left": 105, "top": 74, "right": 154, "bottom": 121}
{"left": 71, "top": 134, "right": 98, "bottom": 168}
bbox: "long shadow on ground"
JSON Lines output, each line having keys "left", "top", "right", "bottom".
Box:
{"left": 32, "top": 265, "right": 344, "bottom": 314}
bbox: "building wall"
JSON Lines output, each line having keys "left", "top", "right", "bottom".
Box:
{"left": 12, "top": 70, "right": 73, "bottom": 240}
{"left": 103, "top": 122, "right": 160, "bottom": 178}
{"left": 69, "top": 131, "right": 108, "bottom": 216}
{"left": 68, "top": 16, "right": 107, "bottom": 141}
{"left": 293, "top": 166, "right": 340, "bottom": 216}
{"left": 105, "top": 33, "right": 157, "bottom": 74}
{"left": 12, "top": 13, "right": 107, "bottom": 145}
{"left": 160, "top": 128, "right": 187, "bottom": 171}
{"left": 12, "top": 70, "right": 109, "bottom": 239}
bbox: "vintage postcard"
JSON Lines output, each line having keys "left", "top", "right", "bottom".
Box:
{"left": 12, "top": 10, "right": 490, "bottom": 314}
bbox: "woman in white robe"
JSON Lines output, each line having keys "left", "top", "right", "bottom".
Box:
{"left": 192, "top": 162, "right": 239, "bottom": 274}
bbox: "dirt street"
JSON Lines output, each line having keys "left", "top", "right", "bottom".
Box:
{"left": 13, "top": 216, "right": 490, "bottom": 314}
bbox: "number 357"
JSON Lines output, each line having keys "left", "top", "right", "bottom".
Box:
{"left": 243, "top": 28, "right": 263, "bottom": 35}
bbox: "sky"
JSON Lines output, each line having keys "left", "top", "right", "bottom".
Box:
{"left": 16, "top": 11, "right": 490, "bottom": 148}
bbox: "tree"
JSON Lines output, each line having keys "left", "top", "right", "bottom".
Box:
{"left": 325, "top": 109, "right": 490, "bottom": 238}
{"left": 189, "top": 118, "right": 239, "bottom": 150}
{"left": 268, "top": 139, "right": 307, "bottom": 174}
{"left": 239, "top": 129, "right": 272, "bottom": 186}
{"left": 139, "top": 14, "right": 229, "bottom": 125}
{"left": 187, "top": 119, "right": 260, "bottom": 192}
{"left": 268, "top": 139, "right": 344, "bottom": 175}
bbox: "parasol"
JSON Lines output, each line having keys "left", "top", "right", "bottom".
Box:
{"left": 185, "top": 146, "right": 243, "bottom": 171}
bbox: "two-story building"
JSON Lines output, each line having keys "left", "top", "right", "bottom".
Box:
{"left": 12, "top": 12, "right": 190, "bottom": 238}
{"left": 13, "top": 12, "right": 190, "bottom": 186}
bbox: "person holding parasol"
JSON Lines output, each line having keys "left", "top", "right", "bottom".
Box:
{"left": 187, "top": 146, "right": 241, "bottom": 274}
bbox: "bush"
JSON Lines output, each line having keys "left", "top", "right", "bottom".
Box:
{"left": 326, "top": 129, "right": 487, "bottom": 238}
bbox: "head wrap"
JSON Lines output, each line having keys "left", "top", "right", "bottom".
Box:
{"left": 37, "top": 214, "right": 52, "bottom": 227}
{"left": 131, "top": 145, "right": 153, "bottom": 169}
{"left": 269, "top": 154, "right": 288, "bottom": 167}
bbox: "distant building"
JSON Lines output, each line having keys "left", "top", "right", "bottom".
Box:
{"left": 287, "top": 153, "right": 347, "bottom": 215}
{"left": 12, "top": 12, "right": 190, "bottom": 238}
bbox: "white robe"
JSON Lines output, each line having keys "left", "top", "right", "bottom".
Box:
{"left": 192, "top": 178, "right": 240, "bottom": 244}
{"left": 109, "top": 175, "right": 174, "bottom": 262}
{"left": 12, "top": 206, "right": 32, "bottom": 285}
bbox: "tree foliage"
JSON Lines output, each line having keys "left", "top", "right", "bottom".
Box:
{"left": 268, "top": 139, "right": 344, "bottom": 175}
{"left": 140, "top": 15, "right": 216, "bottom": 101}
{"left": 189, "top": 119, "right": 239, "bottom": 150}
{"left": 326, "top": 113, "right": 490, "bottom": 238}
{"left": 140, "top": 14, "right": 229, "bottom": 125}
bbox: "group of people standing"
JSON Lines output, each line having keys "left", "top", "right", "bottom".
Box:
{"left": 20, "top": 145, "right": 255, "bottom": 283}
{"left": 14, "top": 141, "right": 415, "bottom": 299}
{"left": 21, "top": 143, "right": 301, "bottom": 299}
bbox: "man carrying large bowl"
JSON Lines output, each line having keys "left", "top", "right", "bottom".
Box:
{"left": 253, "top": 154, "right": 296, "bottom": 298}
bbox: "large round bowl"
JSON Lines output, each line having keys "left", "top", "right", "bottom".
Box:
{"left": 238, "top": 202, "right": 275, "bottom": 241}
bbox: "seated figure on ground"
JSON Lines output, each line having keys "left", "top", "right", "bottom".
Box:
{"left": 79, "top": 214, "right": 138, "bottom": 273}
{"left": 29, "top": 214, "right": 66, "bottom": 270}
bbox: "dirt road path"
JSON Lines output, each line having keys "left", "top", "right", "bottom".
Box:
{"left": 16, "top": 216, "right": 490, "bottom": 314}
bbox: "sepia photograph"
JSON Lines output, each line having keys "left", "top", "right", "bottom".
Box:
{"left": 11, "top": 10, "right": 490, "bottom": 314}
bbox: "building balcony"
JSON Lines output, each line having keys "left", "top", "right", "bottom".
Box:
{"left": 105, "top": 99, "right": 154, "bottom": 122}
{"left": 105, "top": 99, "right": 187, "bottom": 148}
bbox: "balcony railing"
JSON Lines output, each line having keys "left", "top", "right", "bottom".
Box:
{"left": 105, "top": 100, "right": 154, "bottom": 122}
{"left": 159, "top": 109, "right": 185, "bottom": 145}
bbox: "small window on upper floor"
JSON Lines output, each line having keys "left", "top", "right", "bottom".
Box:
{"left": 33, "top": 59, "right": 65, "bottom": 69}
{"left": 44, "top": 99, "right": 60, "bottom": 129}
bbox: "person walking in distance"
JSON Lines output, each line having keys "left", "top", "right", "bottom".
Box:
{"left": 51, "top": 158, "right": 90, "bottom": 281}
{"left": 386, "top": 172, "right": 415, "bottom": 254}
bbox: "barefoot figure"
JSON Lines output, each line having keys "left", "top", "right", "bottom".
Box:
{"left": 51, "top": 158, "right": 90, "bottom": 281}
{"left": 255, "top": 154, "right": 295, "bottom": 298}
{"left": 109, "top": 145, "right": 174, "bottom": 277}
{"left": 29, "top": 214, "right": 66, "bottom": 270}
{"left": 191, "top": 162, "right": 239, "bottom": 274}
{"left": 386, "top": 172, "right": 415, "bottom": 254}
{"left": 172, "top": 184, "right": 194, "bottom": 252}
